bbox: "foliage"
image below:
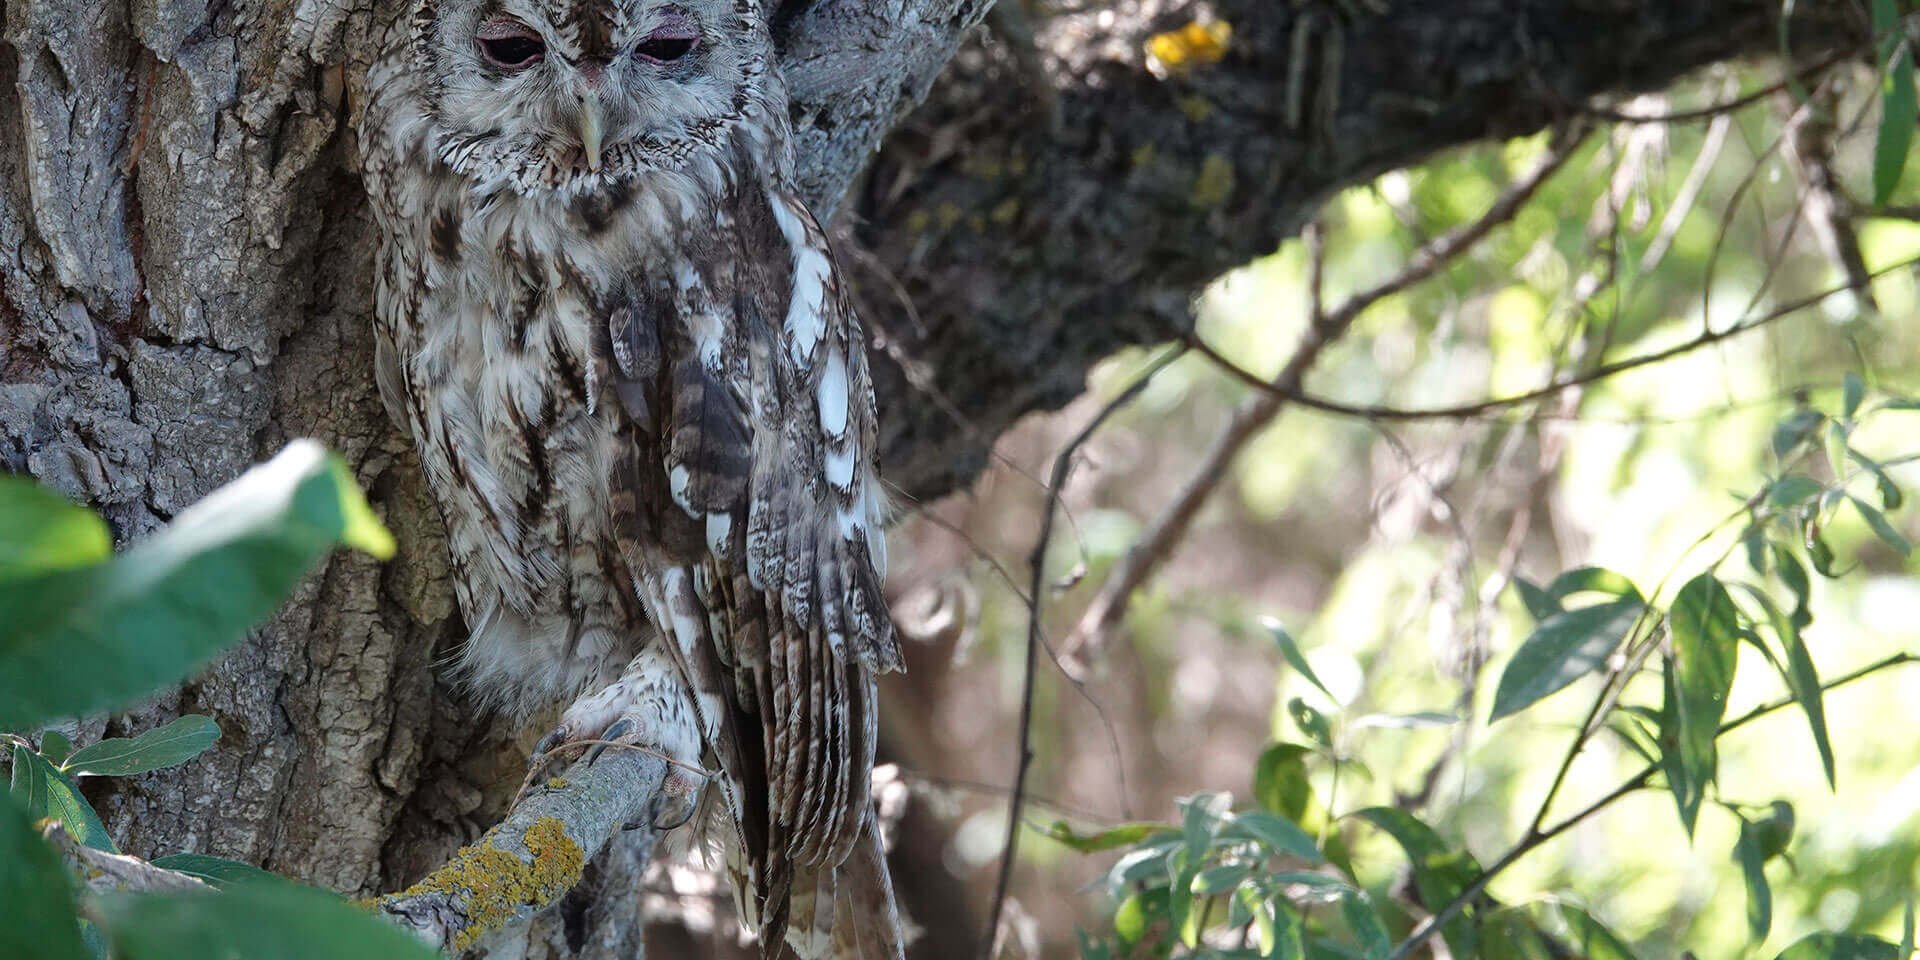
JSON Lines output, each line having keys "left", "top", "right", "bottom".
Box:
{"left": 0, "top": 441, "right": 428, "bottom": 959}
{"left": 1046, "top": 374, "right": 1920, "bottom": 956}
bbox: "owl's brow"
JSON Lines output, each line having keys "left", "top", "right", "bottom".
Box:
{"left": 528, "top": 0, "right": 620, "bottom": 61}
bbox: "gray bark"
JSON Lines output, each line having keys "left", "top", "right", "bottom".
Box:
{"left": 0, "top": 0, "right": 1859, "bottom": 957}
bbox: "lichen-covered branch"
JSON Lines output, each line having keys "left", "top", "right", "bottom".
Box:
{"left": 374, "top": 749, "right": 665, "bottom": 954}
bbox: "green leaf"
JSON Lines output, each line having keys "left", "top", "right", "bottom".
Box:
{"left": 1237, "top": 885, "right": 1277, "bottom": 957}
{"left": 1351, "top": 712, "right": 1458, "bottom": 730}
{"left": 11, "top": 745, "right": 114, "bottom": 853}
{"left": 1265, "top": 618, "right": 1334, "bottom": 701}
{"left": 1734, "top": 819, "right": 1773, "bottom": 941}
{"left": 1773, "top": 933, "right": 1901, "bottom": 960}
{"left": 1224, "top": 811, "right": 1324, "bottom": 863}
{"left": 1875, "top": 30, "right": 1918, "bottom": 206}
{"left": 1844, "top": 372, "right": 1866, "bottom": 420}
{"left": 1772, "top": 408, "right": 1824, "bottom": 460}
{"left": 1902, "top": 899, "right": 1915, "bottom": 960}
{"left": 1353, "top": 807, "right": 1481, "bottom": 957}
{"left": 1490, "top": 595, "right": 1643, "bottom": 721}
{"left": 1850, "top": 449, "right": 1905, "bottom": 511}
{"left": 1483, "top": 903, "right": 1636, "bottom": 960}
{"left": 1773, "top": 544, "right": 1812, "bottom": 628}
{"left": 1512, "top": 577, "right": 1559, "bottom": 621}
{"left": 1749, "top": 800, "right": 1796, "bottom": 860}
{"left": 1339, "top": 889, "right": 1392, "bottom": 960}
{"left": 1666, "top": 574, "right": 1740, "bottom": 836}
{"left": 1546, "top": 567, "right": 1639, "bottom": 602}
{"left": 1544, "top": 903, "right": 1637, "bottom": 960}
{"left": 0, "top": 475, "right": 113, "bottom": 581}
{"left": 0, "top": 442, "right": 394, "bottom": 730}
{"left": 1043, "top": 820, "right": 1175, "bottom": 853}
{"left": 149, "top": 853, "right": 282, "bottom": 888}
{"left": 1288, "top": 698, "right": 1334, "bottom": 748}
{"left": 1850, "top": 496, "right": 1912, "bottom": 557}
{"left": 38, "top": 730, "right": 73, "bottom": 766}
{"left": 1114, "top": 891, "right": 1152, "bottom": 944}
{"left": 93, "top": 882, "right": 441, "bottom": 960}
{"left": 1768, "top": 475, "right": 1825, "bottom": 509}
{"left": 0, "top": 793, "right": 92, "bottom": 960}
{"left": 64, "top": 716, "right": 222, "bottom": 777}
{"left": 1193, "top": 863, "right": 1253, "bottom": 895}
{"left": 1107, "top": 842, "right": 1180, "bottom": 897}
{"left": 1736, "top": 586, "right": 1834, "bottom": 787}
{"left": 1075, "top": 928, "right": 1112, "bottom": 960}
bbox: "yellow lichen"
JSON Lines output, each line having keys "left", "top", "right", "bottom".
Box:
{"left": 1178, "top": 95, "right": 1215, "bottom": 124}
{"left": 545, "top": 777, "right": 569, "bottom": 790}
{"left": 905, "top": 209, "right": 931, "bottom": 234}
{"left": 1132, "top": 143, "right": 1158, "bottom": 170}
{"left": 1146, "top": 20, "right": 1232, "bottom": 77}
{"left": 392, "top": 817, "right": 585, "bottom": 952}
{"left": 990, "top": 199, "right": 1020, "bottom": 226}
{"left": 935, "top": 203, "right": 963, "bottom": 232}
{"left": 1191, "top": 154, "right": 1235, "bottom": 209}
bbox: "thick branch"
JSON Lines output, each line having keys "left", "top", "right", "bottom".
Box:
{"left": 857, "top": 0, "right": 1864, "bottom": 501}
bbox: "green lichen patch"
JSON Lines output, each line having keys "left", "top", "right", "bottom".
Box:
{"left": 545, "top": 777, "right": 569, "bottom": 790}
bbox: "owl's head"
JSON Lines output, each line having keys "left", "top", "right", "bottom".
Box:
{"left": 414, "top": 0, "right": 776, "bottom": 191}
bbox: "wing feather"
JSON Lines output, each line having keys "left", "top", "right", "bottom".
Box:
{"left": 596, "top": 166, "right": 901, "bottom": 958}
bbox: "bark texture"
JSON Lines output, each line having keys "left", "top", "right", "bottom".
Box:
{"left": 0, "top": 0, "right": 1857, "bottom": 957}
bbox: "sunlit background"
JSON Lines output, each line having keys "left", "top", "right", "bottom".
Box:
{"left": 874, "top": 56, "right": 1920, "bottom": 958}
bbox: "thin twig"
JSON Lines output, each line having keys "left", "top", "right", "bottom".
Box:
{"left": 981, "top": 344, "right": 1187, "bottom": 959}
{"left": 1574, "top": 53, "right": 1845, "bottom": 124}
{"left": 1186, "top": 254, "right": 1920, "bottom": 424}
{"left": 1056, "top": 129, "right": 1586, "bottom": 671}
{"left": 1387, "top": 651, "right": 1919, "bottom": 960}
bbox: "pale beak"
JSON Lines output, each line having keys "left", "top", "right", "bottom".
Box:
{"left": 579, "top": 96, "right": 604, "bottom": 173}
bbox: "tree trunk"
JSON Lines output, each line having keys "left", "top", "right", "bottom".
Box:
{"left": 0, "top": 1, "right": 1859, "bottom": 957}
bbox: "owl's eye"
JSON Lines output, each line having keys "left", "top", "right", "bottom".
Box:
{"left": 476, "top": 24, "right": 546, "bottom": 71}
{"left": 634, "top": 14, "right": 698, "bottom": 63}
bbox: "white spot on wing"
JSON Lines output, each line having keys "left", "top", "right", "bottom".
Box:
{"left": 768, "top": 188, "right": 829, "bottom": 366}
{"left": 824, "top": 442, "right": 856, "bottom": 490}
{"left": 818, "top": 348, "right": 849, "bottom": 438}
{"left": 706, "top": 511, "right": 733, "bottom": 555}
{"left": 669, "top": 464, "right": 696, "bottom": 515}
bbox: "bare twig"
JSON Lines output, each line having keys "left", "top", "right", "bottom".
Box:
{"left": 1575, "top": 53, "right": 1846, "bottom": 124}
{"left": 982, "top": 344, "right": 1188, "bottom": 960}
{"left": 1057, "top": 128, "right": 1586, "bottom": 672}
{"left": 1388, "top": 651, "right": 1920, "bottom": 960}
{"left": 1185, "top": 254, "right": 1920, "bottom": 425}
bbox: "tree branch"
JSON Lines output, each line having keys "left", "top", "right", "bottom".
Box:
{"left": 374, "top": 749, "right": 665, "bottom": 954}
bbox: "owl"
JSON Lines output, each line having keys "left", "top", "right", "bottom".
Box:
{"left": 357, "top": 1, "right": 905, "bottom": 956}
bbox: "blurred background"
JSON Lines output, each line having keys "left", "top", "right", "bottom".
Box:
{"left": 824, "top": 56, "right": 1920, "bottom": 959}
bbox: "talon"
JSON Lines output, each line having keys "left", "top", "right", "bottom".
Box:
{"left": 649, "top": 792, "right": 698, "bottom": 831}
{"left": 583, "top": 717, "right": 635, "bottom": 766}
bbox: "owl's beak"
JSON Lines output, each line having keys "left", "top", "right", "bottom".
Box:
{"left": 579, "top": 97, "right": 605, "bottom": 173}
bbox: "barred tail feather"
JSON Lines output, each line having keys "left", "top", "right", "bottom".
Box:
{"left": 783, "top": 816, "right": 903, "bottom": 960}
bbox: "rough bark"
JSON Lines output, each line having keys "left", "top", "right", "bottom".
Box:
{"left": 0, "top": 0, "right": 1859, "bottom": 957}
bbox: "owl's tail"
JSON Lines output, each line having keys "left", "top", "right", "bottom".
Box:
{"left": 783, "top": 816, "right": 904, "bottom": 960}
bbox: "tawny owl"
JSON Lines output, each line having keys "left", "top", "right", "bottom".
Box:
{"left": 358, "top": 1, "right": 904, "bottom": 955}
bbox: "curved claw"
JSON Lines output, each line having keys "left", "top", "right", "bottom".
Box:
{"left": 582, "top": 717, "right": 634, "bottom": 766}
{"left": 648, "top": 790, "right": 699, "bottom": 832}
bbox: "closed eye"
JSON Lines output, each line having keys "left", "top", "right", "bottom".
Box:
{"left": 635, "top": 33, "right": 696, "bottom": 63}
{"left": 477, "top": 24, "right": 545, "bottom": 71}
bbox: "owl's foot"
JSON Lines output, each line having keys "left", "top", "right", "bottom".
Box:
{"left": 530, "top": 658, "right": 709, "bottom": 832}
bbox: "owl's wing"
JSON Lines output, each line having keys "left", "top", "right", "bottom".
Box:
{"left": 593, "top": 170, "right": 901, "bottom": 959}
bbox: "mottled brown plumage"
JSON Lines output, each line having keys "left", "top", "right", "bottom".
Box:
{"left": 359, "top": 2, "right": 903, "bottom": 955}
